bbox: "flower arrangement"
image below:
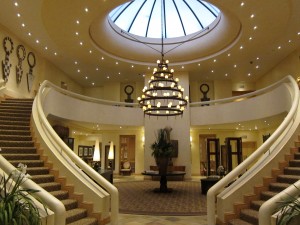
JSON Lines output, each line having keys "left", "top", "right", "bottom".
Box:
{"left": 151, "top": 127, "right": 174, "bottom": 158}
{"left": 0, "top": 163, "right": 44, "bottom": 225}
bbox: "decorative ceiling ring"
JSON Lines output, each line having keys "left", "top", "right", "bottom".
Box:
{"left": 27, "top": 52, "right": 36, "bottom": 68}
{"left": 17, "top": 45, "right": 26, "bottom": 61}
{"left": 3, "top": 36, "right": 14, "bottom": 55}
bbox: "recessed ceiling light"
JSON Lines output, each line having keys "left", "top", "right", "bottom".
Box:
{"left": 17, "top": 13, "right": 21, "bottom": 17}
{"left": 131, "top": 65, "right": 134, "bottom": 68}
{"left": 249, "top": 37, "right": 253, "bottom": 40}
{"left": 253, "top": 26, "right": 258, "bottom": 30}
{"left": 277, "top": 46, "right": 281, "bottom": 49}
{"left": 54, "top": 52, "right": 57, "bottom": 56}
{"left": 36, "top": 40, "right": 40, "bottom": 44}
{"left": 211, "top": 70, "right": 214, "bottom": 73}
{"left": 288, "top": 40, "right": 292, "bottom": 43}
{"left": 241, "top": 2, "right": 245, "bottom": 6}
{"left": 77, "top": 69, "right": 81, "bottom": 73}
{"left": 74, "top": 61, "right": 78, "bottom": 64}
{"left": 240, "top": 45, "right": 243, "bottom": 49}
{"left": 92, "top": 82, "right": 95, "bottom": 85}
{"left": 101, "top": 57, "right": 104, "bottom": 60}
{"left": 181, "top": 66, "right": 184, "bottom": 69}
{"left": 28, "top": 32, "right": 31, "bottom": 36}
{"left": 225, "top": 73, "right": 228, "bottom": 77}
{"left": 44, "top": 46, "right": 48, "bottom": 50}
{"left": 75, "top": 32, "right": 79, "bottom": 36}
{"left": 80, "top": 41, "right": 83, "bottom": 45}
{"left": 148, "top": 66, "right": 151, "bottom": 69}
{"left": 116, "top": 62, "right": 118, "bottom": 65}
{"left": 89, "top": 50, "right": 92, "bottom": 53}
{"left": 213, "top": 59, "right": 217, "bottom": 62}
{"left": 21, "top": 23, "right": 25, "bottom": 27}
{"left": 85, "top": 76, "right": 88, "bottom": 79}
{"left": 85, "top": 8, "right": 89, "bottom": 12}
{"left": 256, "top": 65, "right": 259, "bottom": 69}
{"left": 198, "top": 63, "right": 201, "bottom": 66}
{"left": 248, "top": 73, "right": 251, "bottom": 76}
{"left": 118, "top": 72, "right": 121, "bottom": 75}
{"left": 96, "top": 67, "right": 99, "bottom": 71}
{"left": 234, "top": 64, "right": 237, "bottom": 68}
{"left": 250, "top": 14, "right": 255, "bottom": 18}
{"left": 297, "top": 32, "right": 300, "bottom": 35}
{"left": 76, "top": 20, "right": 80, "bottom": 24}
{"left": 143, "top": 74, "right": 145, "bottom": 77}
{"left": 256, "top": 57, "right": 260, "bottom": 60}
{"left": 107, "top": 76, "right": 110, "bottom": 79}
{"left": 14, "top": 2, "right": 18, "bottom": 7}
{"left": 227, "top": 53, "right": 231, "bottom": 57}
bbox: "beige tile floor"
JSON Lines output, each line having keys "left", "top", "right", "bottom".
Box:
{"left": 113, "top": 175, "right": 208, "bottom": 225}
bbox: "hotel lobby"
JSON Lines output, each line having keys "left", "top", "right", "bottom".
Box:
{"left": 0, "top": 0, "right": 300, "bottom": 225}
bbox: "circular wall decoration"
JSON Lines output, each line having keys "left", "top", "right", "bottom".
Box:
{"left": 17, "top": 45, "right": 26, "bottom": 61}
{"left": 124, "top": 85, "right": 134, "bottom": 95}
{"left": 27, "top": 51, "right": 36, "bottom": 68}
{"left": 3, "top": 37, "right": 14, "bottom": 54}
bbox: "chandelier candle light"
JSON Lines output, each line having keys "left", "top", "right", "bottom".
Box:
{"left": 137, "top": 56, "right": 188, "bottom": 116}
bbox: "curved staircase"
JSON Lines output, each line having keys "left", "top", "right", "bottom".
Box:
{"left": 225, "top": 144, "right": 300, "bottom": 225}
{"left": 0, "top": 98, "right": 100, "bottom": 225}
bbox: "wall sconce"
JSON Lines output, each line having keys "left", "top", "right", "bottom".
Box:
{"left": 93, "top": 138, "right": 101, "bottom": 171}
{"left": 108, "top": 141, "right": 114, "bottom": 169}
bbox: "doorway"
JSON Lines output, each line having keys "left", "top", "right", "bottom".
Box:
{"left": 199, "top": 134, "right": 216, "bottom": 176}
{"left": 119, "top": 135, "right": 136, "bottom": 173}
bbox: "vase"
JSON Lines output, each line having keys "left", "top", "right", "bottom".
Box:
{"left": 156, "top": 157, "right": 169, "bottom": 175}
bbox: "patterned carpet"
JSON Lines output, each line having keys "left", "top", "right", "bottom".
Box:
{"left": 114, "top": 180, "right": 206, "bottom": 216}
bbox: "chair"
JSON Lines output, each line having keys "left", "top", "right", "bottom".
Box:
{"left": 120, "top": 161, "right": 131, "bottom": 175}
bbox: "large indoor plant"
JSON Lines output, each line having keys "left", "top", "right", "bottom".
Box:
{"left": 151, "top": 127, "right": 174, "bottom": 175}
{"left": 0, "top": 163, "right": 44, "bottom": 225}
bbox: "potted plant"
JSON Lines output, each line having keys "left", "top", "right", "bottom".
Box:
{"left": 151, "top": 127, "right": 174, "bottom": 175}
{"left": 276, "top": 186, "right": 300, "bottom": 225}
{"left": 0, "top": 163, "right": 45, "bottom": 225}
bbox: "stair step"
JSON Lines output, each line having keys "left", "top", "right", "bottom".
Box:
{"left": 0, "top": 103, "right": 32, "bottom": 108}
{"left": 284, "top": 167, "right": 300, "bottom": 175}
{"left": 269, "top": 182, "right": 290, "bottom": 192}
{"left": 50, "top": 190, "right": 69, "bottom": 200}
{"left": 289, "top": 160, "right": 300, "bottom": 167}
{"left": 0, "top": 140, "right": 34, "bottom": 147}
{"left": 294, "top": 152, "right": 300, "bottom": 159}
{"left": 0, "top": 146, "right": 37, "bottom": 154}
{"left": 277, "top": 174, "right": 300, "bottom": 183}
{"left": 260, "top": 191, "right": 277, "bottom": 201}
{"left": 31, "top": 174, "right": 55, "bottom": 183}
{"left": 0, "top": 134, "right": 32, "bottom": 141}
{"left": 0, "top": 125, "right": 30, "bottom": 130}
{"left": 0, "top": 115, "right": 30, "bottom": 121}
{"left": 250, "top": 200, "right": 264, "bottom": 211}
{"left": 240, "top": 208, "right": 258, "bottom": 225}
{"left": 0, "top": 112, "right": 31, "bottom": 118}
{"left": 229, "top": 218, "right": 253, "bottom": 225}
{"left": 9, "top": 160, "right": 44, "bottom": 167}
{"left": 61, "top": 199, "right": 78, "bottom": 211}
{"left": 0, "top": 130, "right": 31, "bottom": 136}
{"left": 26, "top": 167, "right": 50, "bottom": 175}
{"left": 39, "top": 182, "right": 62, "bottom": 192}
{"left": 66, "top": 208, "right": 88, "bottom": 224}
{"left": 0, "top": 120, "right": 30, "bottom": 126}
{"left": 2, "top": 153, "right": 40, "bottom": 160}
{"left": 67, "top": 217, "right": 98, "bottom": 225}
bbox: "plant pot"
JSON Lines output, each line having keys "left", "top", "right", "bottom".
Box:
{"left": 156, "top": 157, "right": 169, "bottom": 175}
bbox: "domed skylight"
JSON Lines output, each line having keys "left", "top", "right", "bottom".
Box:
{"left": 109, "top": 0, "right": 220, "bottom": 39}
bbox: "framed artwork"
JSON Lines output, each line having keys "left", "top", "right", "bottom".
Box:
{"left": 78, "top": 146, "right": 83, "bottom": 157}
{"left": 83, "top": 147, "right": 88, "bottom": 156}
{"left": 88, "top": 147, "right": 94, "bottom": 156}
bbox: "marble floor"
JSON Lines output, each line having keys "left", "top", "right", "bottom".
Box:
{"left": 113, "top": 175, "right": 208, "bottom": 225}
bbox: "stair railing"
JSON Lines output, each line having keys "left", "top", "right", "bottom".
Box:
{"left": 33, "top": 80, "right": 119, "bottom": 225}
{"left": 206, "top": 75, "right": 299, "bottom": 225}
{"left": 0, "top": 155, "right": 65, "bottom": 225}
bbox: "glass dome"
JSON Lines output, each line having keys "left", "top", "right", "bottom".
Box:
{"left": 109, "top": 0, "right": 220, "bottom": 39}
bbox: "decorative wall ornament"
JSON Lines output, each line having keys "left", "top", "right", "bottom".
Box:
{"left": 200, "top": 83, "right": 210, "bottom": 105}
{"left": 2, "top": 36, "right": 14, "bottom": 82}
{"left": 124, "top": 84, "right": 134, "bottom": 103}
{"left": 26, "top": 52, "right": 36, "bottom": 92}
{"left": 16, "top": 45, "right": 26, "bottom": 84}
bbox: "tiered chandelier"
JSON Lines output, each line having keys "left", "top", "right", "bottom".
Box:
{"left": 137, "top": 54, "right": 188, "bottom": 117}
{"left": 137, "top": 0, "right": 188, "bottom": 116}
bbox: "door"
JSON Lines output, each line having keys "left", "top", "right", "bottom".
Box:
{"left": 199, "top": 134, "right": 216, "bottom": 176}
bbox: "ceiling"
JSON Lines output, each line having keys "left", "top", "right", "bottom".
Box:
{"left": 0, "top": 0, "right": 299, "bottom": 88}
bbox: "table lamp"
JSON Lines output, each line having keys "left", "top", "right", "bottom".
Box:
{"left": 93, "top": 138, "right": 100, "bottom": 171}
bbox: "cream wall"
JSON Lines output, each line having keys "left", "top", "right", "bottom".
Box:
{"left": 256, "top": 49, "right": 300, "bottom": 89}
{"left": 0, "top": 24, "right": 82, "bottom": 98}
